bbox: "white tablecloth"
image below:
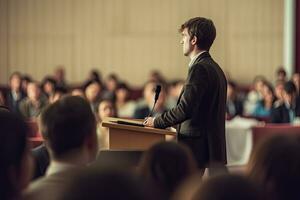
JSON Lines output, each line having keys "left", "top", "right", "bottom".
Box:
{"left": 225, "top": 117, "right": 259, "bottom": 166}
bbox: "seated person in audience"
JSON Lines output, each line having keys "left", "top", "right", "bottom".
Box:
{"left": 226, "top": 81, "right": 243, "bottom": 118}
{"left": 83, "top": 69, "right": 103, "bottom": 89}
{"left": 6, "top": 72, "right": 26, "bottom": 115}
{"left": 274, "top": 80, "right": 285, "bottom": 107}
{"left": 115, "top": 82, "right": 136, "bottom": 118}
{"left": 134, "top": 81, "right": 168, "bottom": 119}
{"left": 49, "top": 86, "right": 67, "bottom": 103}
{"left": 292, "top": 73, "right": 300, "bottom": 96}
{"left": 166, "top": 79, "right": 184, "bottom": 110}
{"left": 21, "top": 74, "right": 32, "bottom": 96}
{"left": 252, "top": 82, "right": 276, "bottom": 118}
{"left": 244, "top": 76, "right": 266, "bottom": 115}
{"left": 19, "top": 82, "right": 48, "bottom": 120}
{"left": 97, "top": 99, "right": 117, "bottom": 149}
{"left": 85, "top": 81, "right": 103, "bottom": 114}
{"left": 53, "top": 66, "right": 68, "bottom": 90}
{"left": 271, "top": 81, "right": 300, "bottom": 123}
{"left": 61, "top": 166, "right": 155, "bottom": 200}
{"left": 138, "top": 141, "right": 197, "bottom": 199}
{"left": 24, "top": 96, "right": 98, "bottom": 200}
{"left": 41, "top": 76, "right": 57, "bottom": 101}
{"left": 247, "top": 135, "right": 300, "bottom": 200}
{"left": 0, "top": 109, "right": 33, "bottom": 200}
{"left": 275, "top": 67, "right": 287, "bottom": 83}
{"left": 183, "top": 174, "right": 261, "bottom": 200}
{"left": 103, "top": 73, "right": 119, "bottom": 101}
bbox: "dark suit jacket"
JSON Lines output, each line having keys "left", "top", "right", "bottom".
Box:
{"left": 6, "top": 90, "right": 25, "bottom": 115}
{"left": 154, "top": 52, "right": 227, "bottom": 165}
{"left": 271, "top": 100, "right": 300, "bottom": 123}
{"left": 32, "top": 144, "right": 50, "bottom": 180}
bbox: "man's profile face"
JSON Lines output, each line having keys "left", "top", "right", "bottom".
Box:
{"left": 181, "top": 28, "right": 193, "bottom": 56}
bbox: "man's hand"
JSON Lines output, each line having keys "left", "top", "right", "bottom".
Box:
{"left": 143, "top": 117, "right": 155, "bottom": 127}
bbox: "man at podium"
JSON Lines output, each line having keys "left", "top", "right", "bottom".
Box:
{"left": 144, "top": 17, "right": 227, "bottom": 171}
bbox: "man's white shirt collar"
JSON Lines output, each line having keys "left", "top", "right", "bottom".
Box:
{"left": 188, "top": 51, "right": 206, "bottom": 67}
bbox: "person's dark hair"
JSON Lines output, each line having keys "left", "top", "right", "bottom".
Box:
{"left": 41, "top": 76, "right": 57, "bottom": 89}
{"left": 0, "top": 110, "right": 29, "bottom": 200}
{"left": 247, "top": 135, "right": 300, "bottom": 200}
{"left": 276, "top": 67, "right": 286, "bottom": 76}
{"left": 21, "top": 74, "right": 32, "bottom": 83}
{"left": 116, "top": 82, "right": 129, "bottom": 91}
{"left": 138, "top": 142, "right": 197, "bottom": 198}
{"left": 179, "top": 17, "right": 216, "bottom": 51}
{"left": 40, "top": 95, "right": 96, "bottom": 159}
{"left": 61, "top": 166, "right": 154, "bottom": 200}
{"left": 284, "top": 81, "right": 297, "bottom": 95}
{"left": 192, "top": 174, "right": 261, "bottom": 200}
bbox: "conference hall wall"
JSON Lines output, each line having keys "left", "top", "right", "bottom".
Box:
{"left": 0, "top": 0, "right": 283, "bottom": 86}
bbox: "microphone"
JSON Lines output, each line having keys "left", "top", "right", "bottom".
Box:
{"left": 148, "top": 85, "right": 161, "bottom": 117}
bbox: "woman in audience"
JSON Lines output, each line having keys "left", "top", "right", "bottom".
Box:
{"left": 138, "top": 141, "right": 197, "bottom": 199}
{"left": 274, "top": 80, "right": 285, "bottom": 107}
{"left": 115, "top": 82, "right": 136, "bottom": 118}
{"left": 247, "top": 135, "right": 300, "bottom": 200}
{"left": 41, "top": 76, "right": 57, "bottom": 101}
{"left": 0, "top": 109, "right": 33, "bottom": 200}
{"left": 226, "top": 81, "right": 243, "bottom": 118}
{"left": 103, "top": 73, "right": 119, "bottom": 101}
{"left": 21, "top": 75, "right": 32, "bottom": 96}
{"left": 85, "top": 81, "right": 103, "bottom": 114}
{"left": 244, "top": 76, "right": 266, "bottom": 115}
{"left": 97, "top": 99, "right": 117, "bottom": 149}
{"left": 292, "top": 73, "right": 300, "bottom": 96}
{"left": 252, "top": 82, "right": 276, "bottom": 118}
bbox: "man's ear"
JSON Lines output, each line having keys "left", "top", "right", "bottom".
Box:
{"left": 191, "top": 36, "right": 197, "bottom": 45}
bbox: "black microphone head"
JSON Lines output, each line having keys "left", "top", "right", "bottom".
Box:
{"left": 154, "top": 85, "right": 161, "bottom": 102}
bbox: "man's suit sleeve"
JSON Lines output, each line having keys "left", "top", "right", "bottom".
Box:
{"left": 154, "top": 65, "right": 209, "bottom": 129}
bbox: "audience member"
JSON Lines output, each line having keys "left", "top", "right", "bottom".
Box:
{"left": 226, "top": 81, "right": 243, "bottom": 118}
{"left": 115, "top": 82, "right": 136, "bottom": 118}
{"left": 0, "top": 110, "right": 33, "bottom": 200}
{"left": 24, "top": 96, "right": 98, "bottom": 200}
{"left": 275, "top": 67, "right": 287, "bottom": 83}
{"left": 19, "top": 82, "right": 48, "bottom": 120}
{"left": 292, "top": 73, "right": 300, "bottom": 95}
{"left": 134, "top": 81, "right": 168, "bottom": 119}
{"left": 244, "top": 76, "right": 266, "bottom": 115}
{"left": 53, "top": 66, "right": 67, "bottom": 90}
{"left": 138, "top": 142, "right": 197, "bottom": 199}
{"left": 252, "top": 82, "right": 276, "bottom": 118}
{"left": 6, "top": 72, "right": 26, "bottom": 115}
{"left": 61, "top": 166, "right": 155, "bottom": 200}
{"left": 166, "top": 79, "right": 184, "bottom": 110}
{"left": 190, "top": 174, "right": 261, "bottom": 200}
{"left": 21, "top": 74, "right": 32, "bottom": 96}
{"left": 103, "top": 73, "right": 119, "bottom": 101}
{"left": 271, "top": 81, "right": 300, "bottom": 123}
{"left": 85, "top": 81, "right": 103, "bottom": 114}
{"left": 247, "top": 135, "right": 300, "bottom": 200}
{"left": 49, "top": 86, "right": 67, "bottom": 103}
{"left": 41, "top": 76, "right": 57, "bottom": 100}
{"left": 274, "top": 80, "right": 285, "bottom": 107}
{"left": 97, "top": 99, "right": 117, "bottom": 149}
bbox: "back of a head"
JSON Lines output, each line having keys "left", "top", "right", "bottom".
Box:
{"left": 284, "top": 81, "right": 296, "bottom": 95}
{"left": 192, "top": 174, "right": 261, "bottom": 200}
{"left": 61, "top": 167, "right": 153, "bottom": 200}
{"left": 0, "top": 110, "right": 29, "bottom": 200}
{"left": 248, "top": 135, "right": 300, "bottom": 200}
{"left": 180, "top": 17, "right": 216, "bottom": 51}
{"left": 138, "top": 142, "right": 197, "bottom": 197}
{"left": 40, "top": 95, "right": 96, "bottom": 159}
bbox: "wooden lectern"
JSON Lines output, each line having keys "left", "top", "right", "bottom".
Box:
{"left": 101, "top": 117, "right": 176, "bottom": 150}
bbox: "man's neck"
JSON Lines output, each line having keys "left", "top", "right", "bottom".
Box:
{"left": 189, "top": 49, "right": 202, "bottom": 60}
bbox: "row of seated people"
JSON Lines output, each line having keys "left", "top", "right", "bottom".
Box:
{"left": 227, "top": 73, "right": 300, "bottom": 124}
{"left": 2, "top": 96, "right": 300, "bottom": 200}
{"left": 0, "top": 71, "right": 184, "bottom": 122}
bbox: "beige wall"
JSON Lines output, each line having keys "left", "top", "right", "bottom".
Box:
{"left": 0, "top": 0, "right": 283, "bottom": 86}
